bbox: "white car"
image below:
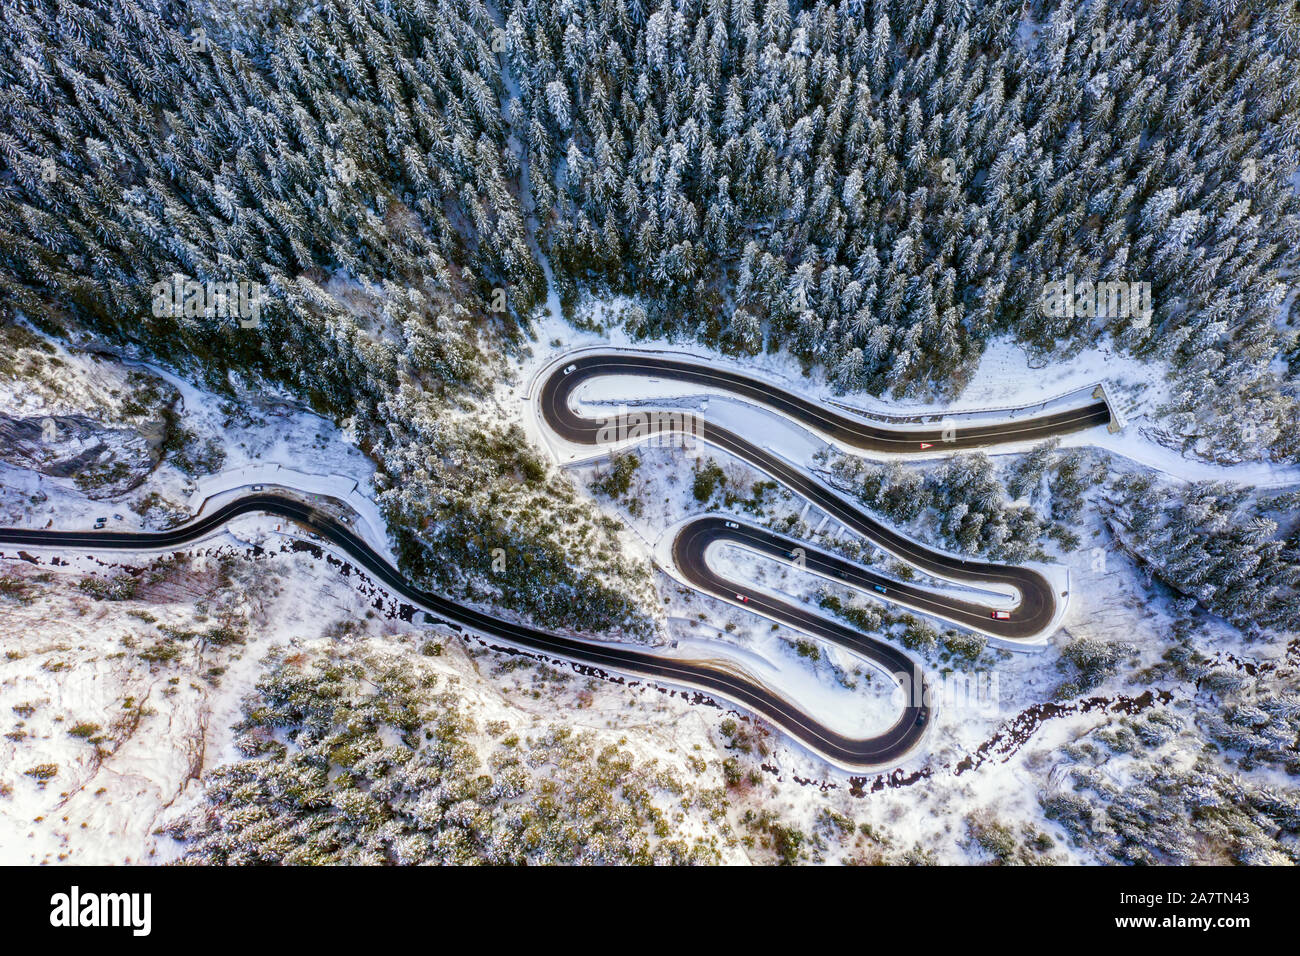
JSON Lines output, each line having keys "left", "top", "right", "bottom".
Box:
{"left": 252, "top": 484, "right": 264, "bottom": 491}
{"left": 563, "top": 364, "right": 577, "bottom": 375}
{"left": 990, "top": 610, "right": 1011, "bottom": 620}
{"left": 724, "top": 520, "right": 740, "bottom": 529}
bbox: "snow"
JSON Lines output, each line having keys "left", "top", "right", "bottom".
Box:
{"left": 0, "top": 543, "right": 291, "bottom": 863}
{"left": 0, "top": 541, "right": 746, "bottom": 864}
{"left": 517, "top": 309, "right": 1300, "bottom": 488}
{"left": 3, "top": 302, "right": 1294, "bottom": 864}
{"left": 191, "top": 464, "right": 393, "bottom": 563}
{"left": 0, "top": 330, "right": 385, "bottom": 541}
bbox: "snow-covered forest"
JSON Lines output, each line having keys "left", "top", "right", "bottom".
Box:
{"left": 1, "top": 0, "right": 669, "bottom": 636}
{"left": 2, "top": 0, "right": 1300, "bottom": 868}
{"left": 3, "top": 0, "right": 1299, "bottom": 615}
{"left": 513, "top": 0, "right": 1300, "bottom": 460}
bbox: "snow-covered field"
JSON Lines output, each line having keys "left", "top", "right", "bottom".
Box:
{"left": 0, "top": 539, "right": 745, "bottom": 863}
{"left": 0, "top": 330, "right": 380, "bottom": 535}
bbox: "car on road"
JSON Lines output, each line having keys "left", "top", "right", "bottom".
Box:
{"left": 252, "top": 484, "right": 264, "bottom": 491}
{"left": 724, "top": 520, "right": 740, "bottom": 529}
{"left": 563, "top": 364, "right": 577, "bottom": 375}
{"left": 990, "top": 610, "right": 1011, "bottom": 620}
{"left": 915, "top": 710, "right": 928, "bottom": 727}
{"left": 873, "top": 584, "right": 888, "bottom": 594}
{"left": 735, "top": 593, "right": 749, "bottom": 602}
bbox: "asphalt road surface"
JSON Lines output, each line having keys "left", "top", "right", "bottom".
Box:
{"left": 673, "top": 516, "right": 1050, "bottom": 638}
{"left": 539, "top": 351, "right": 1086, "bottom": 640}
{"left": 0, "top": 495, "right": 927, "bottom": 767}
{"left": 0, "top": 355, "right": 1102, "bottom": 769}
{"left": 540, "top": 352, "right": 1111, "bottom": 452}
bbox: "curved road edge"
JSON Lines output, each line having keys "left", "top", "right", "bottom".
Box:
{"left": 0, "top": 493, "right": 931, "bottom": 772}
{"left": 527, "top": 346, "right": 1112, "bottom": 462}
{"left": 654, "top": 515, "right": 1068, "bottom": 650}
{"left": 535, "top": 350, "right": 1070, "bottom": 642}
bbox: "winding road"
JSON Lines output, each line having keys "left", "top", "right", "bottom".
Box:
{"left": 539, "top": 352, "right": 1095, "bottom": 640}
{"left": 0, "top": 494, "right": 925, "bottom": 766}
{"left": 0, "top": 350, "right": 1110, "bottom": 770}
{"left": 540, "top": 353, "right": 1110, "bottom": 452}
{"left": 671, "top": 516, "right": 1050, "bottom": 639}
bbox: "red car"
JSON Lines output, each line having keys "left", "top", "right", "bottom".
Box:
{"left": 735, "top": 594, "right": 749, "bottom": 603}
{"left": 990, "top": 610, "right": 1010, "bottom": 620}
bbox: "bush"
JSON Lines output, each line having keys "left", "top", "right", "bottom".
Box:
{"left": 591, "top": 452, "right": 640, "bottom": 499}
{"left": 1055, "top": 637, "right": 1137, "bottom": 698}
{"left": 902, "top": 617, "right": 939, "bottom": 650}
{"left": 77, "top": 575, "right": 137, "bottom": 602}
{"left": 692, "top": 460, "right": 727, "bottom": 504}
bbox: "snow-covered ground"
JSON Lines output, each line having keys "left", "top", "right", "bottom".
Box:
{"left": 2, "top": 307, "right": 1294, "bottom": 864}
{"left": 0, "top": 540, "right": 748, "bottom": 863}
{"left": 1, "top": 331, "right": 383, "bottom": 536}
{"left": 190, "top": 465, "right": 394, "bottom": 563}
{"left": 515, "top": 309, "right": 1300, "bottom": 488}
{"left": 0, "top": 541, "right": 289, "bottom": 864}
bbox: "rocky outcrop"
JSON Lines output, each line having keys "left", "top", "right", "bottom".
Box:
{"left": 0, "top": 414, "right": 160, "bottom": 499}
